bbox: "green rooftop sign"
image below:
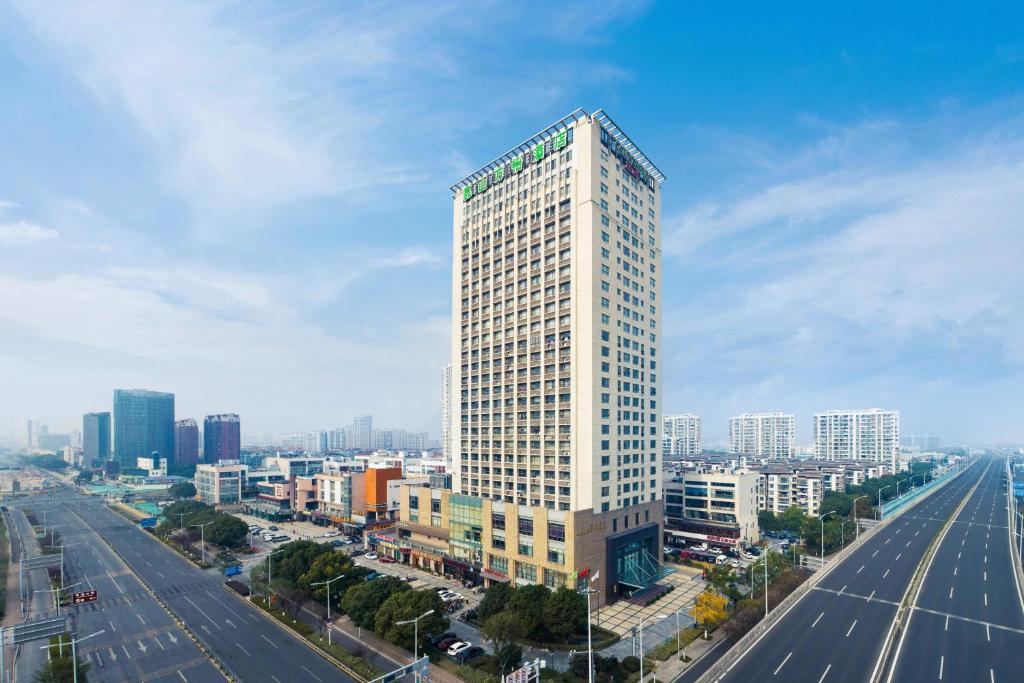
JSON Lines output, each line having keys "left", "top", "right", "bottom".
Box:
{"left": 462, "top": 129, "right": 571, "bottom": 202}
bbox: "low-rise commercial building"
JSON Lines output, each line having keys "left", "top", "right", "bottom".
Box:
{"left": 664, "top": 467, "right": 759, "bottom": 549}
{"left": 196, "top": 461, "right": 246, "bottom": 506}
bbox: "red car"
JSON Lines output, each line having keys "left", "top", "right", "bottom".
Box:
{"left": 379, "top": 556, "right": 397, "bottom": 564}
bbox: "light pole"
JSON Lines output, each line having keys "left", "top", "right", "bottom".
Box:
{"left": 395, "top": 607, "right": 435, "bottom": 679}
{"left": 878, "top": 486, "right": 892, "bottom": 519}
{"left": 579, "top": 586, "right": 600, "bottom": 683}
{"left": 191, "top": 522, "right": 213, "bottom": 565}
{"left": 40, "top": 629, "right": 103, "bottom": 683}
{"left": 1017, "top": 511, "right": 1023, "bottom": 559}
{"left": 266, "top": 549, "right": 286, "bottom": 596}
{"left": 310, "top": 574, "right": 346, "bottom": 646}
{"left": 853, "top": 496, "right": 868, "bottom": 540}
{"left": 34, "top": 582, "right": 79, "bottom": 616}
{"left": 638, "top": 614, "right": 668, "bottom": 683}
{"left": 820, "top": 511, "right": 838, "bottom": 562}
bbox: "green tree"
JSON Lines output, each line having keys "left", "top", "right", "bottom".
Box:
{"left": 159, "top": 500, "right": 216, "bottom": 534}
{"left": 758, "top": 510, "right": 780, "bottom": 533}
{"left": 542, "top": 586, "right": 586, "bottom": 642}
{"left": 299, "top": 552, "right": 367, "bottom": 607}
{"left": 477, "top": 581, "right": 512, "bottom": 623}
{"left": 374, "top": 589, "right": 449, "bottom": 650}
{"left": 167, "top": 482, "right": 196, "bottom": 499}
{"left": 780, "top": 506, "right": 806, "bottom": 533}
{"left": 273, "top": 541, "right": 333, "bottom": 587}
{"left": 704, "top": 564, "right": 741, "bottom": 601}
{"left": 32, "top": 654, "right": 89, "bottom": 682}
{"left": 483, "top": 611, "right": 527, "bottom": 672}
{"left": 506, "top": 584, "right": 550, "bottom": 639}
{"left": 340, "top": 576, "right": 409, "bottom": 629}
{"left": 206, "top": 514, "right": 248, "bottom": 548}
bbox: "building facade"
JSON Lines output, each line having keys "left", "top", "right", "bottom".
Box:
{"left": 814, "top": 409, "right": 900, "bottom": 471}
{"left": 174, "top": 419, "right": 200, "bottom": 466}
{"left": 412, "top": 109, "right": 666, "bottom": 603}
{"left": 195, "top": 461, "right": 246, "bottom": 506}
{"left": 204, "top": 414, "right": 241, "bottom": 463}
{"left": 664, "top": 468, "right": 759, "bottom": 548}
{"left": 351, "top": 415, "right": 374, "bottom": 450}
{"left": 83, "top": 412, "right": 111, "bottom": 465}
{"left": 663, "top": 414, "right": 702, "bottom": 458}
{"left": 113, "top": 389, "right": 174, "bottom": 469}
{"left": 443, "top": 364, "right": 454, "bottom": 461}
{"left": 729, "top": 412, "right": 795, "bottom": 459}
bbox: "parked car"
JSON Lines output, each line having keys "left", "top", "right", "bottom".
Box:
{"left": 350, "top": 549, "right": 365, "bottom": 557}
{"left": 380, "top": 556, "right": 397, "bottom": 564}
{"left": 456, "top": 646, "right": 485, "bottom": 663}
{"left": 428, "top": 632, "right": 455, "bottom": 646}
{"left": 404, "top": 576, "right": 417, "bottom": 582}
{"left": 268, "top": 525, "right": 279, "bottom": 531}
{"left": 365, "top": 552, "right": 379, "bottom": 560}
{"left": 729, "top": 558, "right": 741, "bottom": 568}
{"left": 365, "top": 572, "right": 381, "bottom": 581}
{"left": 436, "top": 636, "right": 460, "bottom": 650}
{"left": 272, "top": 535, "right": 289, "bottom": 542}
{"left": 330, "top": 540, "right": 345, "bottom": 548}
{"left": 447, "top": 642, "right": 472, "bottom": 657}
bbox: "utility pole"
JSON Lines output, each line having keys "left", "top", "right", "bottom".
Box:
{"left": 395, "top": 608, "right": 435, "bottom": 682}
{"left": 310, "top": 574, "right": 346, "bottom": 646}
{"left": 190, "top": 522, "right": 214, "bottom": 565}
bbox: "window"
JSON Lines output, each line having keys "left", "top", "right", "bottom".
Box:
{"left": 518, "top": 539, "right": 533, "bottom": 556}
{"left": 408, "top": 496, "right": 419, "bottom": 510}
{"left": 544, "top": 569, "right": 567, "bottom": 589}
{"left": 547, "top": 547, "right": 565, "bottom": 564}
{"left": 516, "top": 562, "right": 537, "bottom": 582}
{"left": 491, "top": 513, "right": 505, "bottom": 530}
{"left": 492, "top": 533, "right": 506, "bottom": 550}
{"left": 490, "top": 555, "right": 508, "bottom": 574}
{"left": 518, "top": 517, "right": 534, "bottom": 536}
{"left": 431, "top": 500, "right": 441, "bottom": 513}
{"left": 547, "top": 523, "right": 565, "bottom": 542}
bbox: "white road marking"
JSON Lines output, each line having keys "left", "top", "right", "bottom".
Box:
{"left": 945, "top": 615, "right": 949, "bottom": 631}
{"left": 817, "top": 664, "right": 832, "bottom": 683}
{"left": 178, "top": 672, "right": 188, "bottom": 682}
{"left": 857, "top": 565, "right": 865, "bottom": 574}
{"left": 262, "top": 634, "right": 280, "bottom": 648}
{"left": 237, "top": 643, "right": 251, "bottom": 656}
{"left": 950, "top": 586, "right": 954, "bottom": 599}
{"left": 846, "top": 620, "right": 857, "bottom": 637}
{"left": 137, "top": 614, "right": 145, "bottom": 626}
{"left": 883, "top": 569, "right": 890, "bottom": 578}
{"left": 939, "top": 655, "right": 944, "bottom": 680}
{"left": 302, "top": 666, "right": 323, "bottom": 682}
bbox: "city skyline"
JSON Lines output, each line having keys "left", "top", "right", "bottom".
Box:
{"left": 2, "top": 3, "right": 1023, "bottom": 445}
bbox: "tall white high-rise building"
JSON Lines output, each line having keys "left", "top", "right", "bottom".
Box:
{"left": 813, "top": 409, "right": 900, "bottom": 470}
{"left": 350, "top": 415, "right": 373, "bottom": 450}
{"left": 446, "top": 109, "right": 665, "bottom": 598}
{"left": 442, "top": 364, "right": 454, "bottom": 461}
{"left": 729, "top": 412, "right": 795, "bottom": 459}
{"left": 662, "top": 414, "right": 702, "bottom": 457}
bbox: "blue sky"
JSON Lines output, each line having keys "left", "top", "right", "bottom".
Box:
{"left": 1, "top": 1, "right": 1023, "bottom": 446}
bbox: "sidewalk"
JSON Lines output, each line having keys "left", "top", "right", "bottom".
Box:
{"left": 652, "top": 629, "right": 729, "bottom": 683}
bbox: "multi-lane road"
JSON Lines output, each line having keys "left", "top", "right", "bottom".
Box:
{"left": 7, "top": 487, "right": 380, "bottom": 683}
{"left": 707, "top": 457, "right": 1024, "bottom": 683}
{"left": 889, "top": 460, "right": 1024, "bottom": 682}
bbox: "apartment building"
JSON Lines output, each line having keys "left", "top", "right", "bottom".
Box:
{"left": 662, "top": 414, "right": 702, "bottom": 458}
{"left": 729, "top": 412, "right": 795, "bottom": 459}
{"left": 316, "top": 466, "right": 405, "bottom": 525}
{"left": 408, "top": 109, "right": 665, "bottom": 603}
{"left": 814, "top": 409, "right": 900, "bottom": 471}
{"left": 664, "top": 467, "right": 759, "bottom": 548}
{"left": 758, "top": 466, "right": 825, "bottom": 517}
{"left": 442, "top": 364, "right": 454, "bottom": 461}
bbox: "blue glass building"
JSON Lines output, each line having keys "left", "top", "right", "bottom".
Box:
{"left": 113, "top": 389, "right": 175, "bottom": 469}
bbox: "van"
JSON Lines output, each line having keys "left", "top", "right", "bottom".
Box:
{"left": 715, "top": 554, "right": 728, "bottom": 565}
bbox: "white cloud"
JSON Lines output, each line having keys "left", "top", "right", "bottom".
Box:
{"left": 0, "top": 220, "right": 59, "bottom": 244}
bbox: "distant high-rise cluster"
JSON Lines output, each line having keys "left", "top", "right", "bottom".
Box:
{"left": 663, "top": 414, "right": 702, "bottom": 457}
{"left": 83, "top": 412, "right": 111, "bottom": 464}
{"left": 281, "top": 414, "right": 435, "bottom": 454}
{"left": 729, "top": 412, "right": 795, "bottom": 459}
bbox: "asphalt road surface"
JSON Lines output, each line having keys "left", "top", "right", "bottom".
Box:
{"left": 6, "top": 495, "right": 224, "bottom": 683}
{"left": 21, "top": 488, "right": 360, "bottom": 683}
{"left": 709, "top": 458, "right": 987, "bottom": 683}
{"left": 888, "top": 459, "right": 1024, "bottom": 682}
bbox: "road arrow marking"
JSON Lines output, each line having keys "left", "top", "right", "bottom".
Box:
{"left": 167, "top": 632, "right": 178, "bottom": 644}
{"left": 138, "top": 640, "right": 147, "bottom": 653}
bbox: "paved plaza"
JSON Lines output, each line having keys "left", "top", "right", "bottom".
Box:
{"left": 595, "top": 565, "right": 705, "bottom": 638}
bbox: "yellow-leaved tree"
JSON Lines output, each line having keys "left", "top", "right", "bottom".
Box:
{"left": 691, "top": 589, "right": 729, "bottom": 639}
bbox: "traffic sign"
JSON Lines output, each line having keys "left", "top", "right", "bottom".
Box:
{"left": 224, "top": 565, "right": 243, "bottom": 577}
{"left": 72, "top": 590, "right": 98, "bottom": 604}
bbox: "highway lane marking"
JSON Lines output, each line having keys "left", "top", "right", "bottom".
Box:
{"left": 868, "top": 590, "right": 876, "bottom": 602}
{"left": 237, "top": 643, "right": 252, "bottom": 657}
{"left": 178, "top": 672, "right": 187, "bottom": 682}
{"left": 109, "top": 620, "right": 116, "bottom": 632}
{"left": 957, "top": 552, "right": 961, "bottom": 560}
{"left": 987, "top": 623, "right": 991, "bottom": 641}
{"left": 945, "top": 615, "right": 949, "bottom": 631}
{"left": 845, "top": 619, "right": 857, "bottom": 637}
{"left": 302, "top": 665, "right": 324, "bottom": 682}
{"left": 954, "top": 567, "right": 958, "bottom": 576}
{"left": 838, "top": 585, "right": 847, "bottom": 595}
{"left": 262, "top": 634, "right": 280, "bottom": 648}
{"left": 883, "top": 569, "right": 890, "bottom": 578}
{"left": 984, "top": 593, "right": 988, "bottom": 606}
{"left": 182, "top": 595, "right": 222, "bottom": 630}
{"left": 811, "top": 586, "right": 900, "bottom": 606}
{"left": 896, "top": 553, "right": 902, "bottom": 561}
{"left": 271, "top": 676, "right": 282, "bottom": 683}
{"left": 857, "top": 565, "right": 865, "bottom": 574}
{"left": 885, "top": 538, "right": 891, "bottom": 545}
{"left": 105, "top": 569, "right": 125, "bottom": 594}
{"left": 905, "top": 541, "right": 912, "bottom": 547}
{"left": 991, "top": 668, "right": 995, "bottom": 683}
{"left": 817, "top": 664, "right": 832, "bottom": 682}
{"left": 154, "top": 636, "right": 165, "bottom": 650}
{"left": 122, "top": 644, "right": 131, "bottom": 659}
{"left": 872, "top": 550, "right": 879, "bottom": 557}
{"left": 984, "top": 571, "right": 987, "bottom": 581}
{"left": 939, "top": 655, "right": 944, "bottom": 680}
{"left": 138, "top": 614, "right": 146, "bottom": 626}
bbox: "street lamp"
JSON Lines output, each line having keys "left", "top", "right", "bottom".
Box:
{"left": 878, "top": 486, "right": 892, "bottom": 519}
{"left": 638, "top": 614, "right": 668, "bottom": 683}
{"left": 853, "top": 496, "right": 868, "bottom": 540}
{"left": 266, "top": 549, "right": 286, "bottom": 593}
{"left": 395, "top": 607, "right": 435, "bottom": 679}
{"left": 820, "top": 511, "right": 838, "bottom": 562}
{"left": 579, "top": 586, "right": 600, "bottom": 683}
{"left": 34, "top": 582, "right": 80, "bottom": 616}
{"left": 190, "top": 522, "right": 214, "bottom": 565}
{"left": 39, "top": 629, "right": 104, "bottom": 683}
{"left": 310, "top": 574, "right": 346, "bottom": 646}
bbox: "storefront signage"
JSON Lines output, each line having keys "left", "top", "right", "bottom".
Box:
{"left": 462, "top": 128, "right": 572, "bottom": 202}
{"left": 600, "top": 127, "right": 656, "bottom": 190}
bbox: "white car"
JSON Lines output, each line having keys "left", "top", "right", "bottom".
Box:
{"left": 365, "top": 552, "right": 379, "bottom": 560}
{"left": 447, "top": 642, "right": 472, "bottom": 657}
